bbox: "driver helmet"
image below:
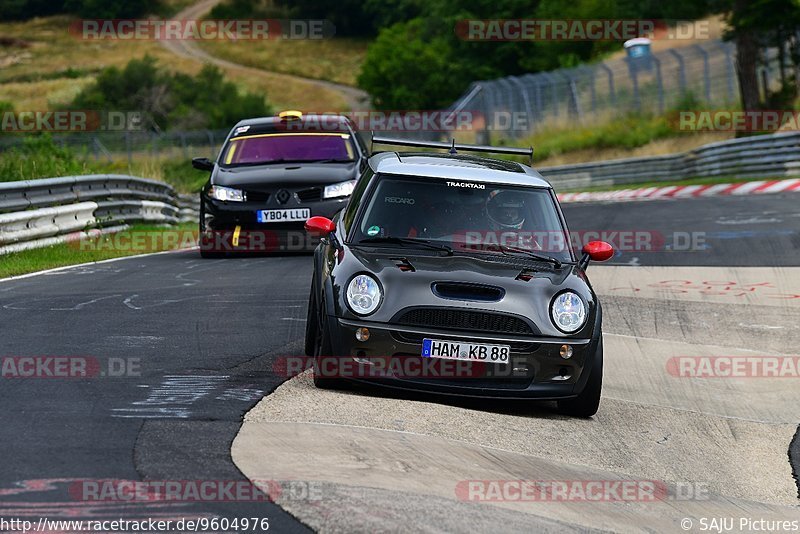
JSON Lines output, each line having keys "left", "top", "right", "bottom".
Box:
{"left": 486, "top": 190, "right": 525, "bottom": 231}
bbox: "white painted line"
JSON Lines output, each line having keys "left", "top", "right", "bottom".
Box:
{"left": 0, "top": 246, "right": 199, "bottom": 285}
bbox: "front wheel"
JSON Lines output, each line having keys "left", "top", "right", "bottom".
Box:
{"left": 199, "top": 201, "right": 224, "bottom": 258}
{"left": 557, "top": 337, "right": 603, "bottom": 417}
{"left": 312, "top": 296, "right": 348, "bottom": 390}
{"left": 304, "top": 280, "right": 318, "bottom": 357}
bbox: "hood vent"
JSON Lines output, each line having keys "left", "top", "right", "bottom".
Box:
{"left": 516, "top": 269, "right": 537, "bottom": 282}
{"left": 431, "top": 282, "right": 505, "bottom": 302}
{"left": 393, "top": 258, "right": 415, "bottom": 272}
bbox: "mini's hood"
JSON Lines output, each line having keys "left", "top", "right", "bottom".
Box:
{"left": 211, "top": 161, "right": 358, "bottom": 189}
{"left": 330, "top": 247, "right": 596, "bottom": 338}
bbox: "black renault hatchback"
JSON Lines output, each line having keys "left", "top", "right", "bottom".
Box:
{"left": 303, "top": 137, "right": 615, "bottom": 417}
{"left": 192, "top": 111, "right": 369, "bottom": 257}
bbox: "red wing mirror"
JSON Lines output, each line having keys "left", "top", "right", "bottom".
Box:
{"left": 582, "top": 241, "right": 614, "bottom": 263}
{"left": 305, "top": 216, "right": 335, "bottom": 236}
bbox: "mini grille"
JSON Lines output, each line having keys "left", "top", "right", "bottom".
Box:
{"left": 395, "top": 308, "right": 533, "bottom": 335}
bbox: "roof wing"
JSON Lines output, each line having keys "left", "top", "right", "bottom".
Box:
{"left": 371, "top": 134, "right": 534, "bottom": 165}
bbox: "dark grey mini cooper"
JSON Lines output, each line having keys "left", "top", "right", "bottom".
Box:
{"left": 303, "top": 137, "right": 614, "bottom": 417}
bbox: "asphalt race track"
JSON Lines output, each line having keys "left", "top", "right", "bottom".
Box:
{"left": 562, "top": 193, "right": 800, "bottom": 266}
{"left": 0, "top": 255, "right": 313, "bottom": 532}
{"left": 1, "top": 192, "right": 799, "bottom": 533}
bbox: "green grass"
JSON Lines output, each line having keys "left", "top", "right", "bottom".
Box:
{"left": 0, "top": 135, "right": 207, "bottom": 193}
{"left": 0, "top": 223, "right": 197, "bottom": 279}
{"left": 513, "top": 113, "right": 675, "bottom": 162}
{"left": 160, "top": 160, "right": 209, "bottom": 193}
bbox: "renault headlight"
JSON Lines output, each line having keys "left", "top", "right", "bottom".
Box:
{"left": 208, "top": 185, "right": 245, "bottom": 202}
{"left": 551, "top": 292, "right": 586, "bottom": 333}
{"left": 323, "top": 179, "right": 356, "bottom": 199}
{"left": 346, "top": 274, "right": 382, "bottom": 315}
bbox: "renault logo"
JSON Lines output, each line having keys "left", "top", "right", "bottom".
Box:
{"left": 276, "top": 189, "right": 291, "bottom": 204}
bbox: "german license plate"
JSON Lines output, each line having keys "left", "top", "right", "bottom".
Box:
{"left": 422, "top": 338, "right": 511, "bottom": 363}
{"left": 256, "top": 208, "right": 310, "bottom": 223}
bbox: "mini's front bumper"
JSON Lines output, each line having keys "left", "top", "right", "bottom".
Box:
{"left": 322, "top": 317, "right": 601, "bottom": 400}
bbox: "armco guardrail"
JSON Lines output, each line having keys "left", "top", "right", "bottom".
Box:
{"left": 539, "top": 131, "right": 800, "bottom": 190}
{"left": 0, "top": 175, "right": 199, "bottom": 255}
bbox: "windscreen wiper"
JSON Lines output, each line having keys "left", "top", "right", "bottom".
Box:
{"left": 357, "top": 236, "right": 453, "bottom": 255}
{"left": 480, "top": 243, "right": 563, "bottom": 268}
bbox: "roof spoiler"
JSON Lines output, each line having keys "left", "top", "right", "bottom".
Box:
{"left": 371, "top": 134, "right": 534, "bottom": 166}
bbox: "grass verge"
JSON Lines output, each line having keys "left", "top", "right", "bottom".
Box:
{"left": 196, "top": 38, "right": 368, "bottom": 88}
{"left": 0, "top": 135, "right": 208, "bottom": 194}
{"left": 0, "top": 15, "right": 346, "bottom": 112}
{"left": 0, "top": 223, "right": 197, "bottom": 279}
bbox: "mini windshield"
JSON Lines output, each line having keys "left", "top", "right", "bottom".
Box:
{"left": 353, "top": 174, "right": 573, "bottom": 263}
{"left": 221, "top": 133, "right": 355, "bottom": 166}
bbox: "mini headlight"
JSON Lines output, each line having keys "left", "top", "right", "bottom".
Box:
{"left": 323, "top": 179, "right": 356, "bottom": 199}
{"left": 346, "top": 274, "right": 382, "bottom": 315}
{"left": 551, "top": 292, "right": 586, "bottom": 333}
{"left": 208, "top": 185, "right": 245, "bottom": 202}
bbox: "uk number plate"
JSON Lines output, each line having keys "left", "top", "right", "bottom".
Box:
{"left": 256, "top": 208, "right": 310, "bottom": 223}
{"left": 422, "top": 338, "right": 511, "bottom": 363}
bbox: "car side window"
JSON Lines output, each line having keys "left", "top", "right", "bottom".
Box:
{"left": 341, "top": 167, "right": 374, "bottom": 235}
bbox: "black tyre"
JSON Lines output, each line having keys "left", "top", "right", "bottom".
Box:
{"left": 199, "top": 244, "right": 225, "bottom": 259}
{"left": 312, "top": 296, "right": 347, "bottom": 390}
{"left": 199, "top": 201, "right": 224, "bottom": 259}
{"left": 557, "top": 337, "right": 603, "bottom": 417}
{"left": 304, "top": 281, "right": 318, "bottom": 357}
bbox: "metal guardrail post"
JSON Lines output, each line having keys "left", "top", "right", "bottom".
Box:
{"left": 694, "top": 44, "right": 712, "bottom": 102}
{"left": 583, "top": 66, "right": 597, "bottom": 114}
{"left": 207, "top": 131, "right": 216, "bottom": 159}
{"left": 624, "top": 56, "right": 641, "bottom": 111}
{"left": 598, "top": 63, "right": 616, "bottom": 107}
{"left": 652, "top": 55, "right": 665, "bottom": 115}
{"left": 539, "top": 72, "right": 559, "bottom": 119}
{"left": 719, "top": 42, "right": 737, "bottom": 102}
{"left": 668, "top": 49, "right": 688, "bottom": 96}
{"left": 509, "top": 76, "right": 532, "bottom": 137}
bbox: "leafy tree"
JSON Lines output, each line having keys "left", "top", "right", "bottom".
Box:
{"left": 719, "top": 0, "right": 800, "bottom": 111}
{"left": 71, "top": 56, "right": 270, "bottom": 131}
{"left": 357, "top": 19, "right": 473, "bottom": 109}
{"left": 0, "top": 0, "right": 60, "bottom": 20}
{"left": 0, "top": 0, "right": 162, "bottom": 20}
{"left": 63, "top": 0, "right": 162, "bottom": 18}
